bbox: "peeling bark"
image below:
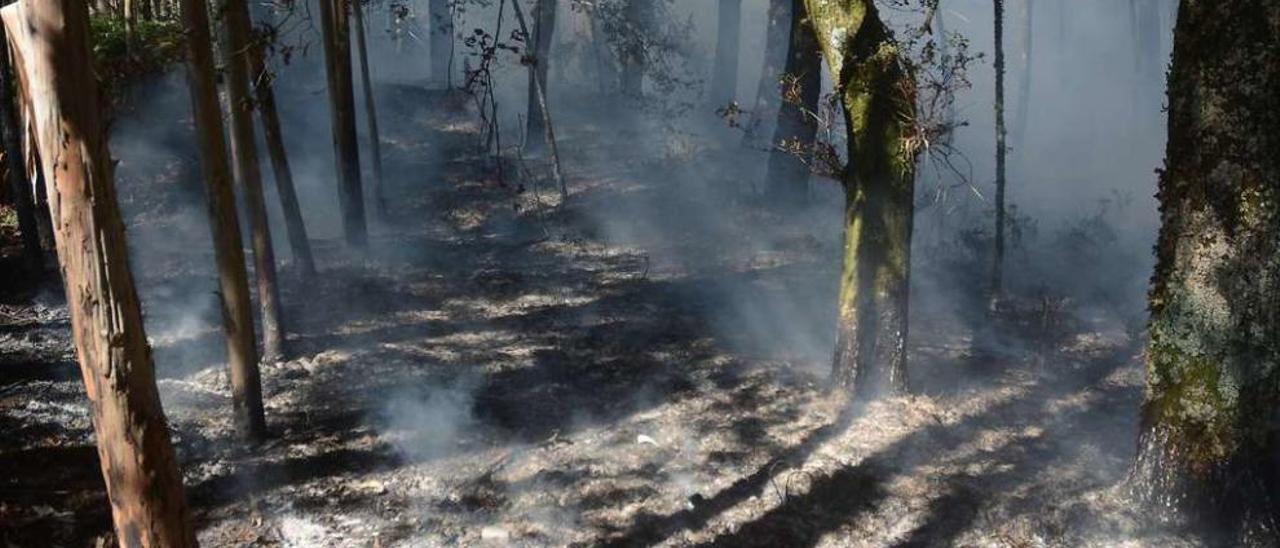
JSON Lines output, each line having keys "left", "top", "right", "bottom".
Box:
{"left": 1, "top": 1, "right": 196, "bottom": 544}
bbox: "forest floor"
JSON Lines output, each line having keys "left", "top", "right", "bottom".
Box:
{"left": 0, "top": 82, "right": 1195, "bottom": 547}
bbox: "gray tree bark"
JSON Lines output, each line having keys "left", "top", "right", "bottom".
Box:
{"left": 1132, "top": 1, "right": 1280, "bottom": 543}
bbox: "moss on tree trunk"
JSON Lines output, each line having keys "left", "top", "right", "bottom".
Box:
{"left": 1132, "top": 1, "right": 1280, "bottom": 543}
{"left": 802, "top": 0, "right": 919, "bottom": 400}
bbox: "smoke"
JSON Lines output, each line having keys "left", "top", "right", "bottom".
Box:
{"left": 82, "top": 0, "right": 1178, "bottom": 541}
{"left": 378, "top": 375, "right": 481, "bottom": 461}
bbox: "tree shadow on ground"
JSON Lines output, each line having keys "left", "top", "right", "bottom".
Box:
{"left": 598, "top": 340, "right": 1140, "bottom": 547}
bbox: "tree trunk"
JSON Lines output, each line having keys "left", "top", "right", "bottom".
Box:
{"left": 763, "top": 0, "right": 819, "bottom": 204}
{"left": 511, "top": 0, "right": 566, "bottom": 199}
{"left": 429, "top": 0, "right": 453, "bottom": 86}
{"left": 219, "top": 0, "right": 287, "bottom": 363}
{"left": 22, "top": 115, "right": 55, "bottom": 253}
{"left": 524, "top": 0, "right": 556, "bottom": 152}
{"left": 711, "top": 0, "right": 742, "bottom": 109}
{"left": 318, "top": 0, "right": 367, "bottom": 249}
{"left": 248, "top": 39, "right": 317, "bottom": 279}
{"left": 991, "top": 0, "right": 1008, "bottom": 300}
{"left": 587, "top": 7, "right": 615, "bottom": 95}
{"left": 1012, "top": 0, "right": 1032, "bottom": 150}
{"left": 742, "top": 0, "right": 791, "bottom": 148}
{"left": 0, "top": 18, "right": 41, "bottom": 274}
{"left": 803, "top": 0, "right": 919, "bottom": 400}
{"left": 1131, "top": 1, "right": 1280, "bottom": 543}
{"left": 934, "top": 0, "right": 956, "bottom": 140}
{"left": 351, "top": 0, "right": 386, "bottom": 220}
{"left": 1, "top": 1, "right": 196, "bottom": 545}
{"left": 619, "top": 0, "right": 650, "bottom": 98}
{"left": 181, "top": 0, "right": 266, "bottom": 441}
{"left": 124, "top": 0, "right": 136, "bottom": 50}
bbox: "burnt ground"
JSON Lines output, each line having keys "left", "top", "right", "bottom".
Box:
{"left": 0, "top": 81, "right": 1194, "bottom": 547}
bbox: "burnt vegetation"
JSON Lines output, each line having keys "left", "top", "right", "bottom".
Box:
{"left": 0, "top": 0, "right": 1274, "bottom": 546}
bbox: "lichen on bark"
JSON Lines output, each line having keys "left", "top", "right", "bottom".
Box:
{"left": 803, "top": 0, "right": 919, "bottom": 399}
{"left": 1133, "top": 1, "right": 1280, "bottom": 543}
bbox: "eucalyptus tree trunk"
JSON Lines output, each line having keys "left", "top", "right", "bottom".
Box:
{"left": 802, "top": 0, "right": 920, "bottom": 400}
{"left": 244, "top": 1, "right": 317, "bottom": 277}
{"left": 247, "top": 7, "right": 317, "bottom": 278}
{"left": 1132, "top": 1, "right": 1280, "bottom": 543}
{"left": 351, "top": 0, "right": 387, "bottom": 220}
{"left": 763, "top": 0, "right": 819, "bottom": 205}
{"left": 710, "top": 0, "right": 741, "bottom": 109}
{"left": 524, "top": 0, "right": 557, "bottom": 152}
{"left": 991, "top": 0, "right": 1008, "bottom": 300}
{"left": 318, "top": 0, "right": 368, "bottom": 248}
{"left": 0, "top": 20, "right": 41, "bottom": 274}
{"left": 429, "top": 0, "right": 453, "bottom": 86}
{"left": 183, "top": 0, "right": 266, "bottom": 440}
{"left": 742, "top": 0, "right": 791, "bottom": 148}
{"left": 1, "top": 1, "right": 196, "bottom": 544}
{"left": 219, "top": 0, "right": 287, "bottom": 363}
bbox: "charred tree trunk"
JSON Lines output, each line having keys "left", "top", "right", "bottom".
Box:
{"left": 803, "top": 0, "right": 919, "bottom": 400}
{"left": 763, "top": 0, "right": 819, "bottom": 204}
{"left": 991, "top": 0, "right": 1008, "bottom": 301}
{"left": 318, "top": 0, "right": 368, "bottom": 248}
{"left": 351, "top": 0, "right": 387, "bottom": 220}
{"left": 1131, "top": 1, "right": 1280, "bottom": 543}
{"left": 429, "top": 0, "right": 453, "bottom": 86}
{"left": 0, "top": 20, "right": 40, "bottom": 274}
{"left": 1, "top": 1, "right": 196, "bottom": 544}
{"left": 181, "top": 0, "right": 266, "bottom": 440}
{"left": 219, "top": 0, "right": 287, "bottom": 363}
{"left": 742, "top": 0, "right": 791, "bottom": 148}
{"left": 711, "top": 0, "right": 741, "bottom": 109}
{"left": 524, "top": 0, "right": 556, "bottom": 152}
{"left": 246, "top": 8, "right": 317, "bottom": 279}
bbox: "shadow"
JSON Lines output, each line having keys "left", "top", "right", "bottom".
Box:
{"left": 0, "top": 445, "right": 111, "bottom": 545}
{"left": 601, "top": 339, "right": 1140, "bottom": 547}
{"left": 187, "top": 446, "right": 400, "bottom": 511}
